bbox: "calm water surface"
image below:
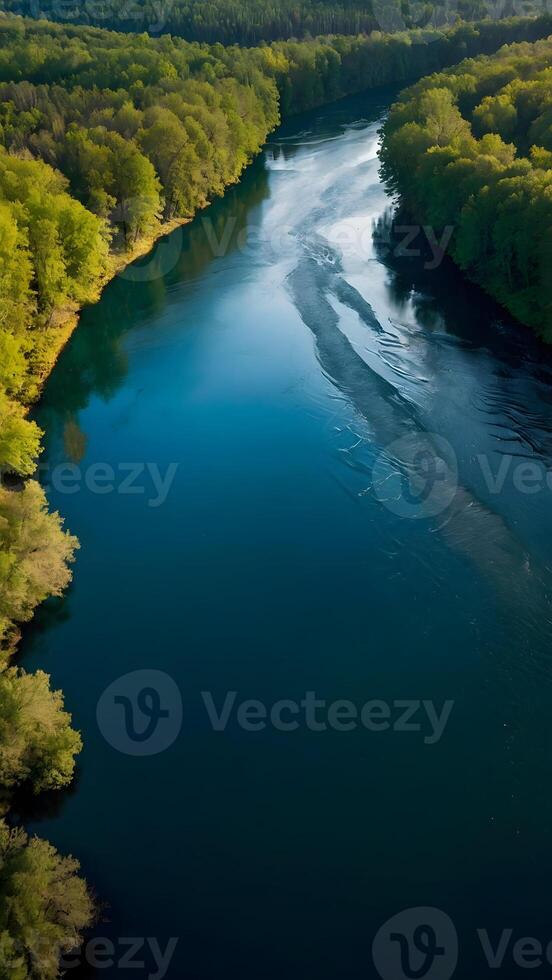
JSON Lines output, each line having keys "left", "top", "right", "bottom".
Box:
{"left": 18, "top": 90, "right": 552, "bottom": 978}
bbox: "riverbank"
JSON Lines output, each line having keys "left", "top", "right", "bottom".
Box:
{"left": 380, "top": 36, "right": 552, "bottom": 340}
{"left": 20, "top": 87, "right": 552, "bottom": 980}
{"left": 3, "top": 15, "right": 552, "bottom": 979}
{"left": 4, "top": 4, "right": 550, "bottom": 684}
{"left": 8, "top": 12, "right": 551, "bottom": 422}
{"left": 28, "top": 216, "right": 193, "bottom": 404}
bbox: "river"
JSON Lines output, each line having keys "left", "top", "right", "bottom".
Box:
{"left": 18, "top": 89, "right": 552, "bottom": 978}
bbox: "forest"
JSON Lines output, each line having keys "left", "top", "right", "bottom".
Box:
{"left": 1, "top": 10, "right": 552, "bottom": 976}
{"left": 0, "top": 13, "right": 546, "bottom": 444}
{"left": 380, "top": 35, "right": 552, "bottom": 335}
{"left": 0, "top": 0, "right": 533, "bottom": 44}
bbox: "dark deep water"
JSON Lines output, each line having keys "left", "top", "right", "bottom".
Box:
{"left": 17, "top": 89, "right": 552, "bottom": 978}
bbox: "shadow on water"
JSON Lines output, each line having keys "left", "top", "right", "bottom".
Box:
{"left": 16, "top": 594, "right": 73, "bottom": 654}
{"left": 9, "top": 772, "right": 81, "bottom": 826}
{"left": 373, "top": 209, "right": 552, "bottom": 465}
{"left": 373, "top": 208, "right": 552, "bottom": 374}
{"left": 34, "top": 157, "right": 271, "bottom": 452}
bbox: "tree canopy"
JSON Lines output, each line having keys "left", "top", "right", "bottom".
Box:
{"left": 0, "top": 0, "right": 549, "bottom": 44}
{"left": 1, "top": 13, "right": 552, "bottom": 976}
{"left": 380, "top": 36, "right": 552, "bottom": 336}
{"left": 0, "top": 821, "right": 93, "bottom": 980}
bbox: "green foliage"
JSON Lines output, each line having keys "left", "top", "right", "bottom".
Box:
{"left": 0, "top": 19, "right": 281, "bottom": 260}
{"left": 0, "top": 4, "right": 546, "bottom": 708}
{"left": 0, "top": 394, "right": 41, "bottom": 478}
{"left": 0, "top": 11, "right": 537, "bottom": 402}
{"left": 0, "top": 481, "right": 78, "bottom": 658}
{"left": 0, "top": 15, "right": 550, "bottom": 978}
{"left": 0, "top": 668, "right": 82, "bottom": 793}
{"left": 380, "top": 36, "right": 552, "bottom": 336}
{"left": 272, "top": 16, "right": 552, "bottom": 113}
{"left": 0, "top": 202, "right": 34, "bottom": 338}
{"left": 0, "top": 0, "right": 425, "bottom": 43}
{"left": 0, "top": 821, "right": 93, "bottom": 979}
{"left": 1, "top": 0, "right": 550, "bottom": 44}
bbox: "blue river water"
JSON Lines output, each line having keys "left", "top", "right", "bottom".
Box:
{"left": 17, "top": 89, "right": 552, "bottom": 979}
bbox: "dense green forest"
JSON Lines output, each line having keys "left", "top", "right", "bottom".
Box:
{"left": 0, "top": 820, "right": 93, "bottom": 979}
{"left": 0, "top": 13, "right": 546, "bottom": 432}
{"left": 6, "top": 0, "right": 379, "bottom": 41}
{"left": 380, "top": 35, "right": 552, "bottom": 336}
{"left": 0, "top": 0, "right": 532, "bottom": 43}
{"left": 1, "top": 12, "right": 552, "bottom": 976}
{"left": 0, "top": 17, "right": 281, "bottom": 674}
{"left": 0, "top": 10, "right": 550, "bottom": 757}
